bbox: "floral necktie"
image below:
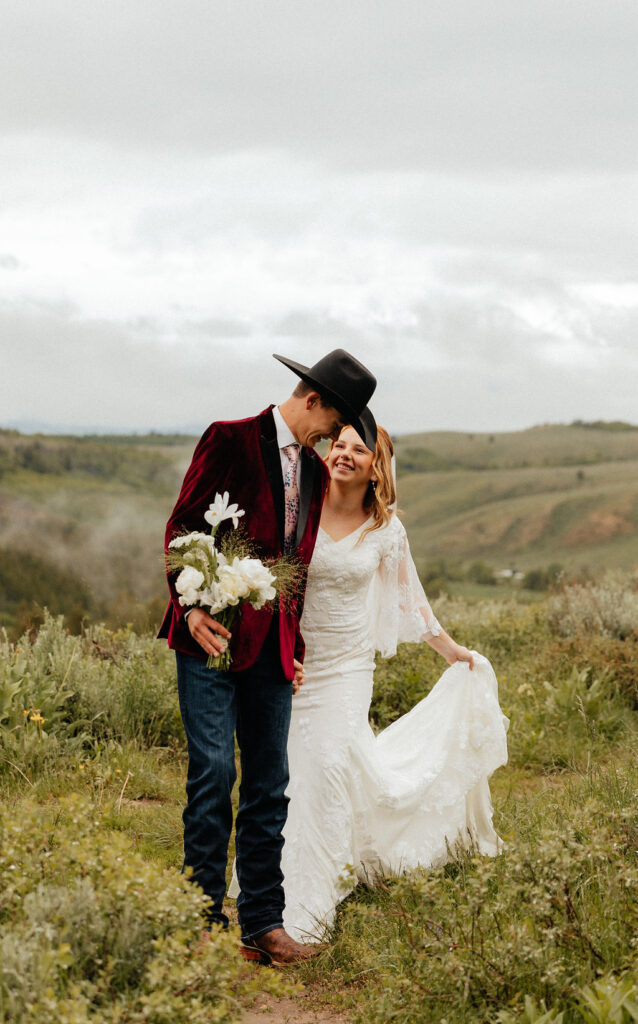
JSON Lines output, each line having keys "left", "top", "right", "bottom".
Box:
{"left": 282, "top": 444, "right": 300, "bottom": 551}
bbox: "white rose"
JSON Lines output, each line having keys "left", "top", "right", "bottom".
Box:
{"left": 175, "top": 566, "right": 205, "bottom": 606}
{"left": 200, "top": 582, "right": 226, "bottom": 615}
{"left": 169, "top": 531, "right": 210, "bottom": 549}
{"left": 249, "top": 584, "right": 277, "bottom": 610}
{"left": 236, "top": 558, "right": 277, "bottom": 608}
{"left": 217, "top": 560, "right": 251, "bottom": 606}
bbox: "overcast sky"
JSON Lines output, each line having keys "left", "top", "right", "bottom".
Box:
{"left": 1, "top": 0, "right": 637, "bottom": 435}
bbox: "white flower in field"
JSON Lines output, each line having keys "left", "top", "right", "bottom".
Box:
{"left": 204, "top": 492, "right": 245, "bottom": 530}
{"left": 237, "top": 558, "right": 277, "bottom": 608}
{"left": 217, "top": 559, "right": 251, "bottom": 605}
{"left": 175, "top": 566, "right": 205, "bottom": 606}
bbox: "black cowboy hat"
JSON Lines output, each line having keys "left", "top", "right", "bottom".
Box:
{"left": 356, "top": 407, "right": 378, "bottom": 454}
{"left": 273, "top": 348, "right": 378, "bottom": 451}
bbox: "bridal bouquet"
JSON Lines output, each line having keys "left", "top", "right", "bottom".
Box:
{"left": 166, "top": 492, "right": 297, "bottom": 669}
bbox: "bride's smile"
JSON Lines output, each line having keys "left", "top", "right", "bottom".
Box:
{"left": 327, "top": 427, "right": 376, "bottom": 487}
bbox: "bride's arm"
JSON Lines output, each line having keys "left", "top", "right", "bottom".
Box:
{"left": 391, "top": 519, "right": 474, "bottom": 669}
{"left": 425, "top": 627, "right": 474, "bottom": 669}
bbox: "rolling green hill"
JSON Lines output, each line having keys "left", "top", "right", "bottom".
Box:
{"left": 1, "top": 422, "right": 637, "bottom": 634}
{"left": 0, "top": 430, "right": 191, "bottom": 633}
{"left": 394, "top": 420, "right": 638, "bottom": 473}
{"left": 393, "top": 423, "right": 638, "bottom": 576}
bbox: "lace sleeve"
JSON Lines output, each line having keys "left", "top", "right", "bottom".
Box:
{"left": 369, "top": 517, "right": 441, "bottom": 659}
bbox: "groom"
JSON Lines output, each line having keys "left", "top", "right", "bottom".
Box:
{"left": 159, "top": 349, "right": 377, "bottom": 964}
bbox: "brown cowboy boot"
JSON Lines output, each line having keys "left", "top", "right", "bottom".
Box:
{"left": 241, "top": 927, "right": 324, "bottom": 967}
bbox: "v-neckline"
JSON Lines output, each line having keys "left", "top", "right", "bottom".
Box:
{"left": 319, "top": 516, "right": 372, "bottom": 544}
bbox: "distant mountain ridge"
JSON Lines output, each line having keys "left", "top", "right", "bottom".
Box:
{"left": 394, "top": 421, "right": 638, "bottom": 474}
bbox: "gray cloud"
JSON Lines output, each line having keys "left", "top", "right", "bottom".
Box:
{"left": 1, "top": 300, "right": 342, "bottom": 433}
{"left": 0, "top": 253, "right": 21, "bottom": 269}
{"left": 1, "top": 1, "right": 637, "bottom": 435}
{"left": 3, "top": 270, "right": 636, "bottom": 436}
{"left": 2, "top": 1, "right": 637, "bottom": 173}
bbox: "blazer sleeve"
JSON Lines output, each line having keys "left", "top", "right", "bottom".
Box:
{"left": 164, "top": 422, "right": 231, "bottom": 622}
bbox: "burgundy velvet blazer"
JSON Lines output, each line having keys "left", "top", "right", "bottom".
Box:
{"left": 158, "top": 406, "right": 329, "bottom": 680}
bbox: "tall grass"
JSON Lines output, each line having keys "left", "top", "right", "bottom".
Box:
{"left": 0, "top": 574, "right": 636, "bottom": 1022}
{"left": 308, "top": 575, "right": 638, "bottom": 1023}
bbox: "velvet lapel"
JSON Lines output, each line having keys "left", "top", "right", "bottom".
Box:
{"left": 295, "top": 447, "right": 316, "bottom": 548}
{"left": 259, "top": 409, "right": 285, "bottom": 550}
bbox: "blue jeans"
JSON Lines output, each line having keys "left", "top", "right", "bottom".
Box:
{"left": 175, "top": 628, "right": 292, "bottom": 943}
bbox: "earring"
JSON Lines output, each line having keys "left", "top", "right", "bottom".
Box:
{"left": 371, "top": 479, "right": 377, "bottom": 490}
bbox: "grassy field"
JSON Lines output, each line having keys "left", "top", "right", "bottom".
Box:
{"left": 393, "top": 421, "right": 638, "bottom": 472}
{"left": 2, "top": 420, "right": 638, "bottom": 638}
{"left": 400, "top": 458, "right": 638, "bottom": 573}
{"left": 1, "top": 572, "right": 636, "bottom": 1022}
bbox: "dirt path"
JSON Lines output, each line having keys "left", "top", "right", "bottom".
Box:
{"left": 240, "top": 991, "right": 351, "bottom": 1023}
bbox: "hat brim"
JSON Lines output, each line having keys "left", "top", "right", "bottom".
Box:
{"left": 354, "top": 407, "right": 377, "bottom": 453}
{"left": 273, "top": 353, "right": 377, "bottom": 452}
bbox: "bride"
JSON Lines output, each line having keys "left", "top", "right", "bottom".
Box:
{"left": 279, "top": 412, "right": 509, "bottom": 942}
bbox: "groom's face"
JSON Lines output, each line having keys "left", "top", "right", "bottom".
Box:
{"left": 297, "top": 395, "right": 344, "bottom": 448}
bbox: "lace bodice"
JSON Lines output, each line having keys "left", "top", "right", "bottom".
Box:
{"left": 301, "top": 513, "right": 441, "bottom": 668}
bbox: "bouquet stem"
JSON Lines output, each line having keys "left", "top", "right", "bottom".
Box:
{"left": 205, "top": 608, "right": 237, "bottom": 671}
{"left": 207, "top": 648, "right": 231, "bottom": 671}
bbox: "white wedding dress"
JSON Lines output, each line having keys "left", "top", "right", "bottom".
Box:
{"left": 279, "top": 514, "right": 509, "bottom": 942}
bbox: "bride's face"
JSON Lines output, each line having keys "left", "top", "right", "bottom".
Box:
{"left": 328, "top": 427, "right": 375, "bottom": 486}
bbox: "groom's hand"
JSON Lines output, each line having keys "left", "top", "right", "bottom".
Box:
{"left": 186, "top": 608, "right": 232, "bottom": 657}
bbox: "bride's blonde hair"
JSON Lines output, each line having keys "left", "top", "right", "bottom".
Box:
{"left": 329, "top": 425, "right": 396, "bottom": 540}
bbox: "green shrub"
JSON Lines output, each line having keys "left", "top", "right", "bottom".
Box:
{"left": 522, "top": 564, "right": 563, "bottom": 593}
{"left": 542, "top": 635, "right": 638, "bottom": 711}
{"left": 547, "top": 573, "right": 638, "bottom": 641}
{"left": 496, "top": 995, "right": 566, "bottom": 1022}
{"left": 503, "top": 663, "right": 631, "bottom": 771}
{"left": 496, "top": 969, "right": 638, "bottom": 1023}
{"left": 0, "top": 615, "right": 182, "bottom": 784}
{"left": 77, "top": 624, "right": 183, "bottom": 746}
{"left": 322, "top": 778, "right": 637, "bottom": 1024}
{"left": 0, "top": 546, "right": 93, "bottom": 632}
{"left": 574, "top": 970, "right": 638, "bottom": 1023}
{"left": 467, "top": 561, "right": 496, "bottom": 586}
{"left": 0, "top": 796, "right": 287, "bottom": 1022}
